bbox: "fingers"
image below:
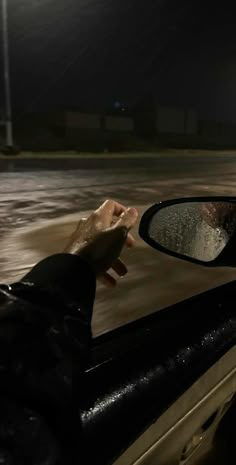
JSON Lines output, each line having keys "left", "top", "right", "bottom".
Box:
{"left": 94, "top": 200, "right": 138, "bottom": 234}
{"left": 97, "top": 258, "right": 127, "bottom": 288}
{"left": 98, "top": 272, "right": 117, "bottom": 287}
{"left": 96, "top": 200, "right": 127, "bottom": 227}
{"left": 126, "top": 232, "right": 135, "bottom": 248}
{"left": 112, "top": 258, "right": 127, "bottom": 276}
{"left": 115, "top": 207, "right": 138, "bottom": 231}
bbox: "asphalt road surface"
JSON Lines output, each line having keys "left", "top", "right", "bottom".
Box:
{"left": 1, "top": 152, "right": 236, "bottom": 335}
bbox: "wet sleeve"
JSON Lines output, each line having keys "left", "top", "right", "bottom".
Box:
{"left": 0, "top": 254, "right": 97, "bottom": 464}
{"left": 8, "top": 253, "right": 96, "bottom": 347}
{"left": 21, "top": 253, "right": 96, "bottom": 323}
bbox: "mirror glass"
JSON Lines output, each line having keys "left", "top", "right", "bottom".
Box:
{"left": 148, "top": 201, "right": 236, "bottom": 262}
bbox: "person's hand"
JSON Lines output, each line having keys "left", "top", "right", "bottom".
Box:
{"left": 64, "top": 200, "right": 138, "bottom": 287}
{"left": 201, "top": 202, "right": 236, "bottom": 230}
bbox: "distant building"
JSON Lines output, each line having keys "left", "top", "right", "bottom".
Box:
{"left": 105, "top": 116, "right": 134, "bottom": 132}
{"left": 156, "top": 106, "right": 198, "bottom": 135}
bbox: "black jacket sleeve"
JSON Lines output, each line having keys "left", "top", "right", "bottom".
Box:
{"left": 0, "top": 253, "right": 96, "bottom": 465}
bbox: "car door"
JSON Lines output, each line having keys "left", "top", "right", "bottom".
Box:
{"left": 82, "top": 279, "right": 236, "bottom": 465}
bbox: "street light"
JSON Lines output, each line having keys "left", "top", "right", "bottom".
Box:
{"left": 1, "top": 0, "right": 14, "bottom": 149}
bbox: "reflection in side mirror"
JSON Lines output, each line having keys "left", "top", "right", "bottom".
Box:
{"left": 140, "top": 199, "right": 236, "bottom": 265}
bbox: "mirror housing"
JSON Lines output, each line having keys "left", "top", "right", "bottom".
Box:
{"left": 139, "top": 197, "right": 236, "bottom": 267}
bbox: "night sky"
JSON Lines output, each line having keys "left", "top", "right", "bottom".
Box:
{"left": 1, "top": 1, "right": 236, "bottom": 121}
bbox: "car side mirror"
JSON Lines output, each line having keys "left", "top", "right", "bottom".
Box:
{"left": 139, "top": 197, "right": 236, "bottom": 266}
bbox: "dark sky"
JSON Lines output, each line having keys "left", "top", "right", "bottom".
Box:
{"left": 1, "top": 1, "right": 236, "bottom": 121}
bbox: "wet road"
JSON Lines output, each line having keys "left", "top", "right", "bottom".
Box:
{"left": 1, "top": 153, "right": 236, "bottom": 335}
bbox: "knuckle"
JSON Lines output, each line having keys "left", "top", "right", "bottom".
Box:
{"left": 90, "top": 211, "right": 98, "bottom": 221}
{"left": 105, "top": 199, "right": 114, "bottom": 206}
